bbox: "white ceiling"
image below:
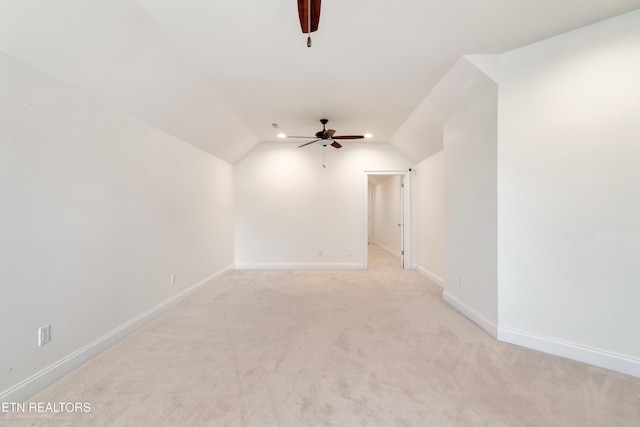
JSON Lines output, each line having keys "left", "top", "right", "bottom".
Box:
{"left": 2, "top": 0, "right": 640, "bottom": 164}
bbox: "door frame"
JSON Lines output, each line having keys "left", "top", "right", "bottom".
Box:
{"left": 367, "top": 189, "right": 373, "bottom": 244}
{"left": 363, "top": 170, "right": 412, "bottom": 269}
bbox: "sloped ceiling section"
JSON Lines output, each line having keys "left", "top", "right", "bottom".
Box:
{"left": 2, "top": 0, "right": 640, "bottom": 165}
{"left": 135, "top": 0, "right": 640, "bottom": 152}
{"left": 390, "top": 56, "right": 499, "bottom": 163}
{"left": 0, "top": 0, "right": 258, "bottom": 164}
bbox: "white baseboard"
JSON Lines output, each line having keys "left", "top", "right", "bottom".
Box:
{"left": 443, "top": 291, "right": 498, "bottom": 338}
{"left": 370, "top": 240, "right": 401, "bottom": 258}
{"left": 235, "top": 263, "right": 363, "bottom": 270}
{"left": 0, "top": 265, "right": 234, "bottom": 405}
{"left": 415, "top": 265, "right": 446, "bottom": 288}
{"left": 497, "top": 327, "right": 640, "bottom": 378}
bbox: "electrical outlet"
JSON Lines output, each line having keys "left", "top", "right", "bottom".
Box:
{"left": 170, "top": 273, "right": 176, "bottom": 285}
{"left": 457, "top": 277, "right": 463, "bottom": 288}
{"left": 318, "top": 249, "right": 323, "bottom": 256}
{"left": 38, "top": 325, "right": 51, "bottom": 346}
{"left": 347, "top": 249, "right": 353, "bottom": 257}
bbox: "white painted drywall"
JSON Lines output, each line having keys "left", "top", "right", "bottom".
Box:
{"left": 234, "top": 142, "right": 411, "bottom": 268}
{"left": 371, "top": 175, "right": 402, "bottom": 256}
{"left": 444, "top": 87, "right": 499, "bottom": 332}
{"left": 498, "top": 9, "right": 640, "bottom": 360}
{"left": 0, "top": 52, "right": 235, "bottom": 399}
{"left": 0, "top": 1, "right": 258, "bottom": 164}
{"left": 412, "top": 151, "right": 445, "bottom": 287}
{"left": 391, "top": 57, "right": 498, "bottom": 164}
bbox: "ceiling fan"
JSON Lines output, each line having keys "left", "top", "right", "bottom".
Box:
{"left": 287, "top": 119, "right": 366, "bottom": 149}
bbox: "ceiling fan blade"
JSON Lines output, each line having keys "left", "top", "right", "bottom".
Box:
{"left": 331, "top": 141, "right": 342, "bottom": 149}
{"left": 298, "top": 0, "right": 321, "bottom": 34}
{"left": 298, "top": 139, "right": 320, "bottom": 148}
{"left": 323, "top": 129, "right": 336, "bottom": 138}
{"left": 332, "top": 135, "right": 365, "bottom": 140}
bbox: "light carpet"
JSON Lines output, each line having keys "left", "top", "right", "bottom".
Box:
{"left": 5, "top": 244, "right": 640, "bottom": 426}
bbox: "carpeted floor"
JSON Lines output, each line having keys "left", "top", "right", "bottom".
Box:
{"left": 5, "top": 244, "right": 640, "bottom": 426}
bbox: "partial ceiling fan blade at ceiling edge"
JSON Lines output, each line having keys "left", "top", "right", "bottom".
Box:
{"left": 297, "top": 0, "right": 321, "bottom": 33}
{"left": 331, "top": 141, "right": 342, "bottom": 149}
{"left": 332, "top": 135, "right": 365, "bottom": 140}
{"left": 298, "top": 139, "right": 321, "bottom": 148}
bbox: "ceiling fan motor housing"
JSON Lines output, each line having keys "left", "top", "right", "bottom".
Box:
{"left": 316, "top": 118, "right": 329, "bottom": 138}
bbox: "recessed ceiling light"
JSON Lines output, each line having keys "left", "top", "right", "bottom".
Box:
{"left": 364, "top": 133, "right": 373, "bottom": 139}
{"left": 277, "top": 133, "right": 287, "bottom": 138}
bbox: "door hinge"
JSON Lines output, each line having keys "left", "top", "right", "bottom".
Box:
{"left": 401, "top": 250, "right": 404, "bottom": 255}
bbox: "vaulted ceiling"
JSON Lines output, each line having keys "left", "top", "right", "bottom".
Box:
{"left": 2, "top": 0, "right": 639, "bottom": 164}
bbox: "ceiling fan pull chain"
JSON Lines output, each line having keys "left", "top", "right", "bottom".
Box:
{"left": 322, "top": 145, "right": 326, "bottom": 168}
{"left": 307, "top": 0, "right": 312, "bottom": 47}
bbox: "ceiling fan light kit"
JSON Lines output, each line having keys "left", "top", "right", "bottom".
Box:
{"left": 282, "top": 119, "right": 366, "bottom": 167}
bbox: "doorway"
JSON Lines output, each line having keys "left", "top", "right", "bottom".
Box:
{"left": 364, "top": 171, "right": 411, "bottom": 269}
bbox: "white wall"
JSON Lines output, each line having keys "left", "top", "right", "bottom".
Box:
{"left": 391, "top": 56, "right": 498, "bottom": 163}
{"left": 371, "top": 175, "right": 402, "bottom": 256}
{"left": 235, "top": 142, "right": 411, "bottom": 268}
{"left": 0, "top": 52, "right": 236, "bottom": 402}
{"left": 396, "top": 56, "right": 496, "bottom": 292}
{"left": 0, "top": 0, "right": 259, "bottom": 164}
{"left": 444, "top": 87, "right": 499, "bottom": 335}
{"left": 498, "top": 10, "right": 640, "bottom": 367}
{"left": 395, "top": 56, "right": 498, "bottom": 326}
{"left": 412, "top": 152, "right": 445, "bottom": 287}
